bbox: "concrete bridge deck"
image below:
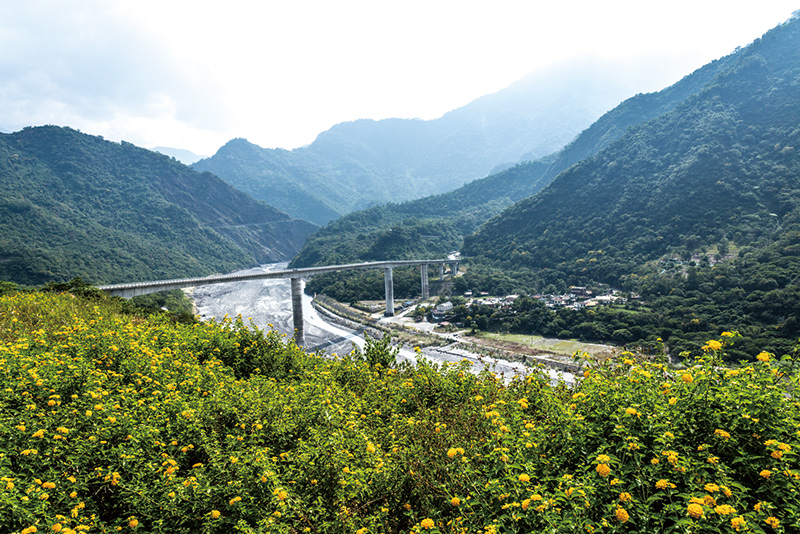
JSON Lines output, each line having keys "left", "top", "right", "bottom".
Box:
{"left": 99, "top": 258, "right": 460, "bottom": 346}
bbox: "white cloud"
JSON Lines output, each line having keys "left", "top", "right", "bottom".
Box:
{"left": 1, "top": 0, "right": 798, "bottom": 154}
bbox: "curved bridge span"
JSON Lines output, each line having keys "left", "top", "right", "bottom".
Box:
{"left": 99, "top": 259, "right": 459, "bottom": 346}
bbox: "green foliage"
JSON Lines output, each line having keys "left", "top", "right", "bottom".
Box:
{"left": 466, "top": 17, "right": 800, "bottom": 277}
{"left": 0, "top": 126, "right": 315, "bottom": 286}
{"left": 348, "top": 333, "right": 400, "bottom": 369}
{"left": 2, "top": 293, "right": 799, "bottom": 533}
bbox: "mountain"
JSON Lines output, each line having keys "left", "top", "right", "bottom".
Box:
{"left": 289, "top": 48, "right": 739, "bottom": 269}
{"left": 0, "top": 126, "right": 316, "bottom": 286}
{"left": 194, "top": 59, "right": 642, "bottom": 225}
{"left": 291, "top": 14, "right": 800, "bottom": 359}
{"left": 456, "top": 14, "right": 800, "bottom": 358}
{"left": 465, "top": 14, "right": 800, "bottom": 279}
{"left": 152, "top": 146, "right": 206, "bottom": 164}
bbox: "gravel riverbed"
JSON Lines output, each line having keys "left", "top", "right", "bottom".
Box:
{"left": 191, "top": 263, "right": 573, "bottom": 384}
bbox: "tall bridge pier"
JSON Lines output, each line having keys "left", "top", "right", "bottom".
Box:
{"left": 99, "top": 258, "right": 462, "bottom": 348}
{"left": 290, "top": 277, "right": 304, "bottom": 346}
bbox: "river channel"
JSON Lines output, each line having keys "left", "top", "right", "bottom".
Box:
{"left": 191, "top": 263, "right": 573, "bottom": 384}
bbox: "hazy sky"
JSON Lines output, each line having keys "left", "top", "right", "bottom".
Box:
{"left": 1, "top": 1, "right": 798, "bottom": 156}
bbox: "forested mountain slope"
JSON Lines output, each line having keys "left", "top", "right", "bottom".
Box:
{"left": 451, "top": 15, "right": 800, "bottom": 358}
{"left": 465, "top": 14, "right": 800, "bottom": 282}
{"left": 194, "top": 60, "right": 639, "bottom": 225}
{"left": 0, "top": 126, "right": 316, "bottom": 285}
{"left": 290, "top": 43, "right": 741, "bottom": 269}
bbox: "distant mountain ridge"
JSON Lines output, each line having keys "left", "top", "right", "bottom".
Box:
{"left": 289, "top": 47, "right": 740, "bottom": 269}
{"left": 194, "top": 59, "right": 643, "bottom": 225}
{"left": 0, "top": 126, "right": 316, "bottom": 285}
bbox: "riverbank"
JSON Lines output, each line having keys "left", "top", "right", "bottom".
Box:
{"left": 312, "top": 294, "right": 606, "bottom": 377}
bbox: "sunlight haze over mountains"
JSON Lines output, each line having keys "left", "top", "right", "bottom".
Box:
{"left": 1, "top": 1, "right": 798, "bottom": 155}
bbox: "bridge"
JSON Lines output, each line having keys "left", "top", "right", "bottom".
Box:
{"left": 99, "top": 259, "right": 460, "bottom": 346}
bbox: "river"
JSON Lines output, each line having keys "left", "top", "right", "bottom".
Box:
{"left": 191, "top": 263, "right": 573, "bottom": 384}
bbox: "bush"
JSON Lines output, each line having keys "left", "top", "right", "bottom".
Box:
{"left": 0, "top": 293, "right": 798, "bottom": 533}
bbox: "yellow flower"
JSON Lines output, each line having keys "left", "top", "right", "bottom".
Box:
{"left": 596, "top": 454, "right": 610, "bottom": 463}
{"left": 687, "top": 503, "right": 704, "bottom": 519}
{"left": 756, "top": 351, "right": 771, "bottom": 362}
{"left": 765, "top": 516, "right": 780, "bottom": 529}
{"left": 760, "top": 469, "right": 772, "bottom": 479}
{"left": 721, "top": 331, "right": 735, "bottom": 337}
{"left": 211, "top": 510, "right": 221, "bottom": 519}
{"left": 447, "top": 448, "right": 459, "bottom": 458}
{"left": 521, "top": 498, "right": 530, "bottom": 510}
{"left": 128, "top": 518, "right": 138, "bottom": 528}
{"left": 596, "top": 463, "right": 611, "bottom": 477}
{"left": 366, "top": 442, "right": 376, "bottom": 454}
{"left": 619, "top": 492, "right": 632, "bottom": 502}
{"left": 518, "top": 474, "right": 530, "bottom": 483}
{"left": 703, "top": 340, "right": 722, "bottom": 351}
{"left": 731, "top": 516, "right": 746, "bottom": 531}
{"left": 420, "top": 518, "right": 435, "bottom": 529}
{"left": 668, "top": 397, "right": 677, "bottom": 405}
{"left": 704, "top": 483, "right": 719, "bottom": 493}
{"left": 714, "top": 429, "right": 731, "bottom": 440}
{"left": 615, "top": 507, "right": 629, "bottom": 522}
{"left": 714, "top": 504, "right": 736, "bottom": 515}
{"left": 276, "top": 490, "right": 288, "bottom": 501}
{"left": 681, "top": 373, "right": 693, "bottom": 383}
{"left": 52, "top": 525, "right": 63, "bottom": 533}
{"left": 771, "top": 450, "right": 783, "bottom": 460}
{"left": 450, "top": 496, "right": 461, "bottom": 506}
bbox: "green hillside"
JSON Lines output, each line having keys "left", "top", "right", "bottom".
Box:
{"left": 466, "top": 15, "right": 800, "bottom": 278}
{"left": 456, "top": 15, "right": 800, "bottom": 358}
{"left": 0, "top": 126, "right": 316, "bottom": 285}
{"left": 290, "top": 38, "right": 742, "bottom": 272}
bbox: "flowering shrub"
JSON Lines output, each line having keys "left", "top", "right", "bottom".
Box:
{"left": 1, "top": 293, "right": 798, "bottom": 533}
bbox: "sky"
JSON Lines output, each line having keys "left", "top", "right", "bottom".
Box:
{"left": 1, "top": 1, "right": 798, "bottom": 157}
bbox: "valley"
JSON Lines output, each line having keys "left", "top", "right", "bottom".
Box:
{"left": 190, "top": 263, "right": 577, "bottom": 384}
{"left": 3, "top": 7, "right": 800, "bottom": 533}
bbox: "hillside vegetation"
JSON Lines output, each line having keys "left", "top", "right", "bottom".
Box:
{"left": 454, "top": 15, "right": 800, "bottom": 359}
{"left": 1, "top": 290, "right": 798, "bottom": 533}
{"left": 467, "top": 16, "right": 800, "bottom": 276}
{"left": 0, "top": 126, "right": 316, "bottom": 286}
{"left": 290, "top": 37, "right": 742, "bottom": 273}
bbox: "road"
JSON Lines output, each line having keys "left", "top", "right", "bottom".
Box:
{"left": 192, "top": 263, "right": 573, "bottom": 384}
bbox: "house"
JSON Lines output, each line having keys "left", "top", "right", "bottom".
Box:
{"left": 432, "top": 301, "right": 454, "bottom": 321}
